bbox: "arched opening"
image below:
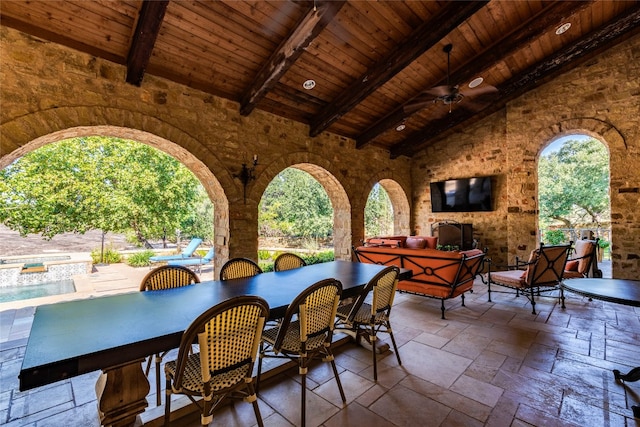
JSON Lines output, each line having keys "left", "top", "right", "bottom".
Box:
{"left": 363, "top": 178, "right": 410, "bottom": 239}
{"left": 1, "top": 126, "right": 229, "bottom": 274}
{"left": 376, "top": 178, "right": 411, "bottom": 236}
{"left": 537, "top": 133, "right": 611, "bottom": 277}
{"left": 258, "top": 166, "right": 334, "bottom": 270}
{"left": 364, "top": 183, "right": 393, "bottom": 238}
{"left": 253, "top": 155, "right": 352, "bottom": 262}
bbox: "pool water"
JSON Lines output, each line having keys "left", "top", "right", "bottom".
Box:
{"left": 0, "top": 280, "right": 76, "bottom": 303}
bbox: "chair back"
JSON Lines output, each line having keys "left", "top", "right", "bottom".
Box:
{"left": 525, "top": 244, "right": 570, "bottom": 287}
{"left": 274, "top": 278, "right": 342, "bottom": 352}
{"left": 170, "top": 296, "right": 269, "bottom": 391}
{"left": 220, "top": 258, "right": 263, "bottom": 280}
{"left": 345, "top": 266, "right": 399, "bottom": 322}
{"left": 139, "top": 265, "right": 200, "bottom": 291}
{"left": 572, "top": 239, "right": 598, "bottom": 276}
{"left": 201, "top": 247, "right": 215, "bottom": 262}
{"left": 181, "top": 238, "right": 203, "bottom": 257}
{"left": 274, "top": 253, "right": 307, "bottom": 272}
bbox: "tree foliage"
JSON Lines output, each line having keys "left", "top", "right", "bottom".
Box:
{"left": 0, "top": 137, "right": 213, "bottom": 244}
{"left": 538, "top": 138, "right": 609, "bottom": 230}
{"left": 365, "top": 183, "right": 393, "bottom": 237}
{"left": 259, "top": 168, "right": 333, "bottom": 239}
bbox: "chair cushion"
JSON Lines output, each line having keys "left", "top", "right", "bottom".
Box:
{"left": 573, "top": 240, "right": 595, "bottom": 274}
{"left": 490, "top": 270, "right": 527, "bottom": 288}
{"left": 405, "top": 237, "right": 427, "bottom": 249}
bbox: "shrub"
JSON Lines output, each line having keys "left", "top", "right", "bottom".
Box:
{"left": 301, "top": 250, "right": 334, "bottom": 265}
{"left": 126, "top": 250, "right": 155, "bottom": 267}
{"left": 258, "top": 250, "right": 272, "bottom": 261}
{"left": 544, "top": 230, "right": 567, "bottom": 245}
{"left": 91, "top": 245, "right": 122, "bottom": 264}
{"left": 260, "top": 261, "right": 275, "bottom": 273}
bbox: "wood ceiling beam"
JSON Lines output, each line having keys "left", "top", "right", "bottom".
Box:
{"left": 356, "top": 0, "right": 594, "bottom": 149}
{"left": 308, "top": 1, "right": 488, "bottom": 138}
{"left": 239, "top": 1, "right": 346, "bottom": 116}
{"left": 390, "top": 5, "right": 640, "bottom": 159}
{"left": 126, "top": 0, "right": 169, "bottom": 86}
{"left": 0, "top": 15, "right": 123, "bottom": 64}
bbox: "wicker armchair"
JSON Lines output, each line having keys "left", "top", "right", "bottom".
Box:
{"left": 335, "top": 265, "right": 401, "bottom": 381}
{"left": 256, "top": 279, "right": 345, "bottom": 427}
{"left": 273, "top": 252, "right": 307, "bottom": 272}
{"left": 164, "top": 296, "right": 269, "bottom": 427}
{"left": 485, "top": 243, "right": 570, "bottom": 314}
{"left": 219, "top": 257, "right": 263, "bottom": 280}
{"left": 139, "top": 265, "right": 200, "bottom": 406}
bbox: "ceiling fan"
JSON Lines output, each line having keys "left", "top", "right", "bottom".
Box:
{"left": 405, "top": 43, "right": 498, "bottom": 114}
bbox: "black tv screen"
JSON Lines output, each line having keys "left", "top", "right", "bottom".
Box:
{"left": 430, "top": 177, "right": 493, "bottom": 212}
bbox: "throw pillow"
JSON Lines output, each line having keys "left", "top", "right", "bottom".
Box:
{"left": 565, "top": 260, "right": 579, "bottom": 271}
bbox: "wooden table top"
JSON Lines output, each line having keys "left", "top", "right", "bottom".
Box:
{"left": 562, "top": 278, "right": 640, "bottom": 307}
{"left": 19, "top": 261, "right": 403, "bottom": 391}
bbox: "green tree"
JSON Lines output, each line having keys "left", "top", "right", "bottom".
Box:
{"left": 538, "top": 138, "right": 609, "bottom": 230}
{"left": 259, "top": 168, "right": 333, "bottom": 239}
{"left": 365, "top": 184, "right": 393, "bottom": 237}
{"left": 0, "top": 136, "right": 213, "bottom": 246}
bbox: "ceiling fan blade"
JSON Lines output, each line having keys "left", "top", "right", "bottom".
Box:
{"left": 403, "top": 101, "right": 434, "bottom": 114}
{"left": 459, "top": 98, "right": 489, "bottom": 113}
{"left": 421, "top": 85, "right": 454, "bottom": 98}
{"left": 461, "top": 85, "right": 498, "bottom": 98}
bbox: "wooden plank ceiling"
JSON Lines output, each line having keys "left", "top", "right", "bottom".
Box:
{"left": 2, "top": 1, "right": 639, "bottom": 158}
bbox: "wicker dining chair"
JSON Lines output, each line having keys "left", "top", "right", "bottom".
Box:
{"left": 139, "top": 265, "right": 200, "bottom": 406}
{"left": 164, "top": 296, "right": 269, "bottom": 427}
{"left": 256, "top": 278, "right": 345, "bottom": 427}
{"left": 273, "top": 252, "right": 307, "bottom": 272}
{"left": 335, "top": 265, "right": 401, "bottom": 381}
{"left": 219, "top": 257, "right": 263, "bottom": 280}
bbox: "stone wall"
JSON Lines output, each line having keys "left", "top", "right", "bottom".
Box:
{"left": 412, "top": 33, "right": 640, "bottom": 279}
{"left": 0, "top": 27, "right": 412, "bottom": 274}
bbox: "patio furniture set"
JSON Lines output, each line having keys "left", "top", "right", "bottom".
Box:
{"left": 20, "top": 233, "right": 637, "bottom": 425}
{"left": 20, "top": 258, "right": 409, "bottom": 427}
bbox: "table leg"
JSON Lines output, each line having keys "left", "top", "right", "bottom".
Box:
{"left": 95, "top": 359, "right": 150, "bottom": 427}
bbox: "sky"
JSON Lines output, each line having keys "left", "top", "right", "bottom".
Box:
{"left": 542, "top": 134, "right": 592, "bottom": 155}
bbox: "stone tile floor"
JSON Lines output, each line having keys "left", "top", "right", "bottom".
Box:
{"left": 1, "top": 262, "right": 638, "bottom": 426}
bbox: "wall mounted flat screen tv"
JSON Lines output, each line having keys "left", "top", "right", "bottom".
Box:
{"left": 430, "top": 176, "right": 493, "bottom": 212}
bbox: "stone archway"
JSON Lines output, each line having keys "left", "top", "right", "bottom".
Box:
{"left": 1, "top": 121, "right": 231, "bottom": 274}
{"left": 378, "top": 178, "right": 411, "bottom": 236}
{"left": 531, "top": 118, "right": 629, "bottom": 278}
{"left": 252, "top": 152, "right": 352, "bottom": 261}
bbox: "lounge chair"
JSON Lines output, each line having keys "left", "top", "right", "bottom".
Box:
{"left": 149, "top": 238, "right": 203, "bottom": 263}
{"left": 167, "top": 247, "right": 214, "bottom": 272}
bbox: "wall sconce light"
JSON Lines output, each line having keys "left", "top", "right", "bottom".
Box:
{"left": 235, "top": 154, "right": 258, "bottom": 203}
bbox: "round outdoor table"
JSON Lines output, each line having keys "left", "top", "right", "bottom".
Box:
{"left": 561, "top": 278, "right": 640, "bottom": 418}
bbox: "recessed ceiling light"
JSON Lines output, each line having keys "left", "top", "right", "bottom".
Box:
{"left": 469, "top": 77, "right": 483, "bottom": 88}
{"left": 555, "top": 22, "right": 571, "bottom": 35}
{"left": 303, "top": 79, "right": 316, "bottom": 90}
{"left": 396, "top": 123, "right": 406, "bottom": 132}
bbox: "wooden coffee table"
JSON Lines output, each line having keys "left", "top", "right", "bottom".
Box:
{"left": 561, "top": 278, "right": 640, "bottom": 417}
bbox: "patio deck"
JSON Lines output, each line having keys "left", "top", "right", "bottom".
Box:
{"left": 1, "top": 261, "right": 637, "bottom": 426}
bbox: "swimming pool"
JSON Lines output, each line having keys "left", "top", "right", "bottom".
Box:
{"left": 0, "top": 279, "right": 76, "bottom": 303}
{"left": 0, "top": 256, "right": 91, "bottom": 303}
